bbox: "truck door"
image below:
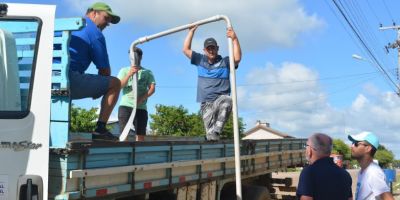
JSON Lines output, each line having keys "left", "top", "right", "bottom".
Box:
{"left": 0, "top": 3, "right": 55, "bottom": 200}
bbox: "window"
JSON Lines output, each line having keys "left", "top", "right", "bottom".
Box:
{"left": 0, "top": 18, "right": 41, "bottom": 118}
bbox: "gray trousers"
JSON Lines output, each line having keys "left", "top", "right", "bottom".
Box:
{"left": 200, "top": 95, "right": 232, "bottom": 136}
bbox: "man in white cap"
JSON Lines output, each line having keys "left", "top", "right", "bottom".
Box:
{"left": 348, "top": 131, "right": 394, "bottom": 200}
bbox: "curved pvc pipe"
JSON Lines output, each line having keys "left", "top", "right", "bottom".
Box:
{"left": 123, "top": 15, "right": 242, "bottom": 199}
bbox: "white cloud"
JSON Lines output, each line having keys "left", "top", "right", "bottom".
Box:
{"left": 239, "top": 62, "right": 400, "bottom": 158}
{"left": 352, "top": 94, "right": 368, "bottom": 111}
{"left": 67, "top": 0, "right": 324, "bottom": 51}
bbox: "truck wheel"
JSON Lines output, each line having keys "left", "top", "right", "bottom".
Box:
{"left": 243, "top": 185, "right": 271, "bottom": 200}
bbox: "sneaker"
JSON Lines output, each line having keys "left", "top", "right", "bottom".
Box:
{"left": 92, "top": 130, "right": 118, "bottom": 141}
{"left": 206, "top": 132, "right": 220, "bottom": 141}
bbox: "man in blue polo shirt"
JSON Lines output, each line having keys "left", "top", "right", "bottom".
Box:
{"left": 296, "top": 133, "right": 353, "bottom": 200}
{"left": 182, "top": 25, "right": 242, "bottom": 141}
{"left": 69, "top": 2, "right": 121, "bottom": 140}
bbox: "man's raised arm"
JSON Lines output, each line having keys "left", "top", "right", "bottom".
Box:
{"left": 183, "top": 25, "right": 198, "bottom": 59}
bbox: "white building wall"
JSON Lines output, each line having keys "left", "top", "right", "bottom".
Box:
{"left": 243, "top": 129, "right": 283, "bottom": 140}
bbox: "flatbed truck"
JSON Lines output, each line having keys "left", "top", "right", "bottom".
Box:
{"left": 0, "top": 3, "right": 306, "bottom": 200}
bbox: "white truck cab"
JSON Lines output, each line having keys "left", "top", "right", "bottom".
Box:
{"left": 0, "top": 3, "right": 55, "bottom": 200}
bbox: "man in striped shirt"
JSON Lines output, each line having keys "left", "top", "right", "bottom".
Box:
{"left": 183, "top": 25, "right": 242, "bottom": 140}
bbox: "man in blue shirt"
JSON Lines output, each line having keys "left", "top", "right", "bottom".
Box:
{"left": 183, "top": 25, "right": 242, "bottom": 141}
{"left": 296, "top": 133, "right": 353, "bottom": 200}
{"left": 69, "top": 2, "right": 121, "bottom": 140}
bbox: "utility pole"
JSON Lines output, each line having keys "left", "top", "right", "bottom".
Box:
{"left": 380, "top": 24, "right": 400, "bottom": 95}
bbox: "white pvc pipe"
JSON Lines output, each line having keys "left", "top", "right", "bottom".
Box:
{"left": 125, "top": 15, "right": 242, "bottom": 200}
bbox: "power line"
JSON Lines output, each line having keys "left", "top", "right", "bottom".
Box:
{"left": 365, "top": 0, "right": 399, "bottom": 75}
{"left": 366, "top": 0, "right": 383, "bottom": 26}
{"left": 239, "top": 75, "right": 377, "bottom": 116}
{"left": 331, "top": 0, "right": 399, "bottom": 93}
{"left": 156, "top": 71, "right": 381, "bottom": 88}
{"left": 341, "top": 0, "right": 395, "bottom": 77}
{"left": 382, "top": 0, "right": 396, "bottom": 24}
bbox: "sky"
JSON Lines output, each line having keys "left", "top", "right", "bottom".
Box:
{"left": 8, "top": 0, "right": 400, "bottom": 158}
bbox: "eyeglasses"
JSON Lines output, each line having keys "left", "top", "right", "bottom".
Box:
{"left": 353, "top": 142, "right": 369, "bottom": 147}
{"left": 304, "top": 144, "right": 316, "bottom": 150}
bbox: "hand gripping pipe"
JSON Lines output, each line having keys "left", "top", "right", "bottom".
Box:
{"left": 123, "top": 15, "right": 243, "bottom": 199}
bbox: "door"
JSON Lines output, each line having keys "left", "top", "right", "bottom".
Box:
{"left": 0, "top": 3, "right": 55, "bottom": 200}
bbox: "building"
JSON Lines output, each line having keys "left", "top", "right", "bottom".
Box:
{"left": 242, "top": 121, "right": 294, "bottom": 140}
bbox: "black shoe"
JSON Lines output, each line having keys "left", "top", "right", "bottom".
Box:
{"left": 93, "top": 130, "right": 118, "bottom": 141}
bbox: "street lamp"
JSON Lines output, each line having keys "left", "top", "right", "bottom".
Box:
{"left": 352, "top": 54, "right": 364, "bottom": 61}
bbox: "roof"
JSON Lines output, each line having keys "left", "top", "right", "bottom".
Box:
{"left": 243, "top": 122, "right": 294, "bottom": 139}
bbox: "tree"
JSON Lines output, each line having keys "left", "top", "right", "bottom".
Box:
{"left": 70, "top": 105, "right": 99, "bottom": 132}
{"left": 220, "top": 114, "right": 246, "bottom": 139}
{"left": 150, "top": 104, "right": 245, "bottom": 139}
{"left": 393, "top": 159, "right": 400, "bottom": 168}
{"left": 375, "top": 145, "right": 395, "bottom": 168}
{"left": 332, "top": 139, "right": 351, "bottom": 160}
{"left": 149, "top": 105, "right": 193, "bottom": 136}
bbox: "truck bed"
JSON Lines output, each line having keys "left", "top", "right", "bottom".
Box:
{"left": 49, "top": 138, "right": 306, "bottom": 199}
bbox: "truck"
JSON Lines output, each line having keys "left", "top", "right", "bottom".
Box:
{"left": 0, "top": 3, "right": 306, "bottom": 200}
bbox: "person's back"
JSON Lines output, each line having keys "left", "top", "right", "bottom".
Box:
{"left": 69, "top": 15, "right": 107, "bottom": 74}
{"left": 297, "top": 133, "right": 352, "bottom": 200}
{"left": 298, "top": 157, "right": 352, "bottom": 200}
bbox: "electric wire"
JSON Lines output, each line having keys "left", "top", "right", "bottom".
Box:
{"left": 331, "top": 0, "right": 399, "bottom": 93}
{"left": 382, "top": 0, "right": 396, "bottom": 25}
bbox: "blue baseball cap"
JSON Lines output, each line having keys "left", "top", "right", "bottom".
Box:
{"left": 348, "top": 131, "right": 379, "bottom": 149}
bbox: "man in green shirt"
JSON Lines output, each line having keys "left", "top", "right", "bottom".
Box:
{"left": 118, "top": 47, "right": 155, "bottom": 141}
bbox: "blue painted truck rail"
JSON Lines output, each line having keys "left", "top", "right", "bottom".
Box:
{"left": 49, "top": 139, "right": 306, "bottom": 199}
{"left": 50, "top": 18, "right": 85, "bottom": 148}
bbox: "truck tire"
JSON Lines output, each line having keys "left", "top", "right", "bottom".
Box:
{"left": 243, "top": 185, "right": 271, "bottom": 200}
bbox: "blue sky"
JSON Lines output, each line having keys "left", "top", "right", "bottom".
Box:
{"left": 8, "top": 0, "right": 400, "bottom": 158}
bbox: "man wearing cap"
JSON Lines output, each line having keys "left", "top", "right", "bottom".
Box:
{"left": 69, "top": 2, "right": 121, "bottom": 140}
{"left": 296, "top": 133, "right": 353, "bottom": 200}
{"left": 348, "top": 131, "right": 394, "bottom": 200}
{"left": 182, "top": 25, "right": 242, "bottom": 141}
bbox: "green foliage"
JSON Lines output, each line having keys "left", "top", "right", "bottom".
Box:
{"left": 149, "top": 104, "right": 245, "bottom": 138}
{"left": 332, "top": 139, "right": 351, "bottom": 160}
{"left": 186, "top": 112, "right": 204, "bottom": 136}
{"left": 375, "top": 145, "right": 394, "bottom": 168}
{"left": 220, "top": 114, "right": 246, "bottom": 139}
{"left": 149, "top": 105, "right": 192, "bottom": 136}
{"left": 70, "top": 105, "right": 98, "bottom": 132}
{"left": 393, "top": 160, "right": 400, "bottom": 168}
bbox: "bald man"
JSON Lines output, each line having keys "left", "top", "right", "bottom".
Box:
{"left": 296, "top": 133, "right": 353, "bottom": 200}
